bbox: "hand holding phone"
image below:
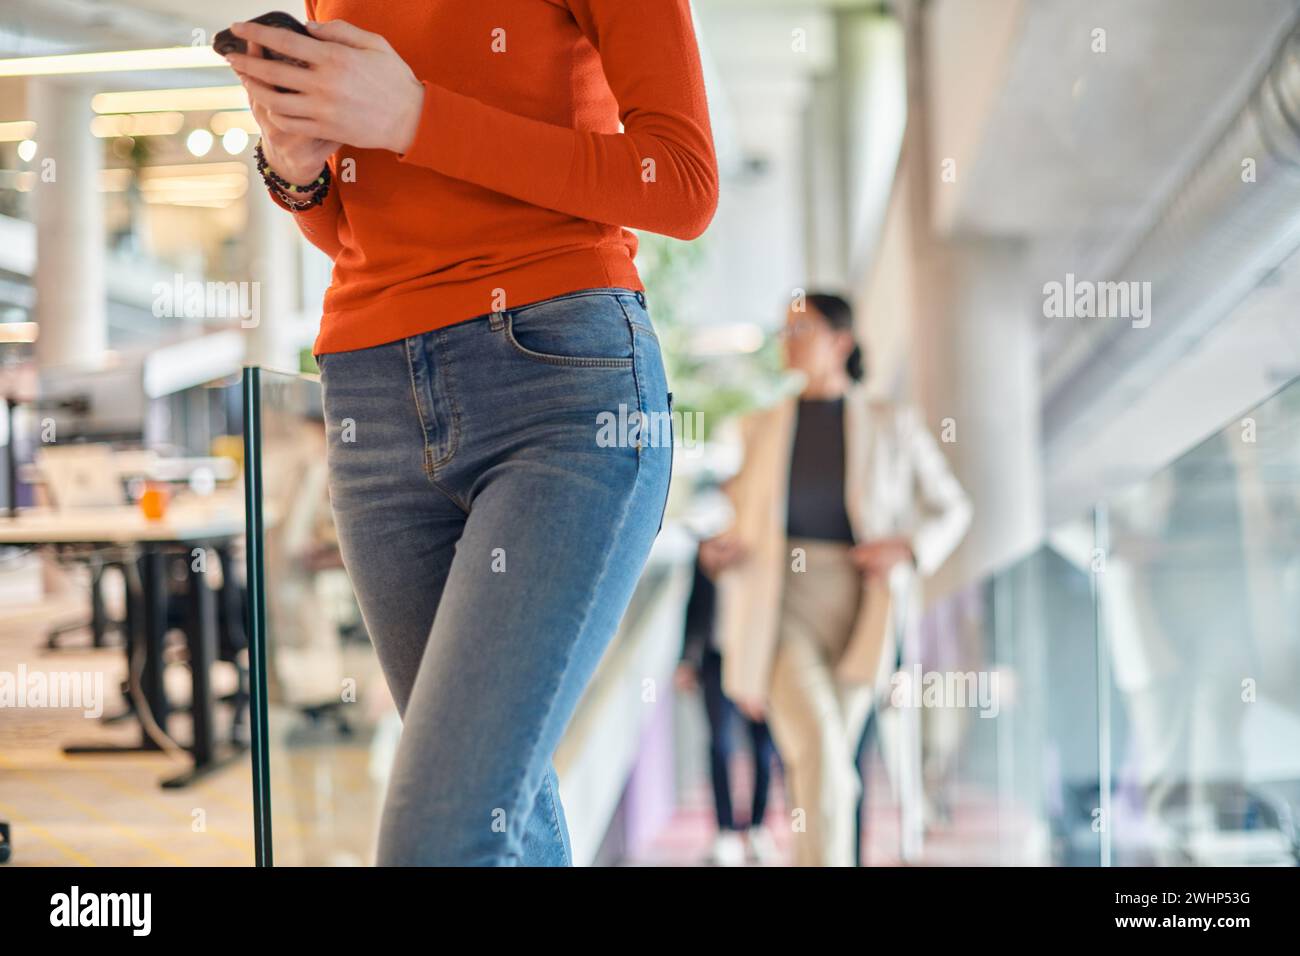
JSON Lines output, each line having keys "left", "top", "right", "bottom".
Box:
{"left": 221, "top": 17, "right": 426, "bottom": 158}
{"left": 214, "top": 11, "right": 312, "bottom": 93}
{"left": 219, "top": 12, "right": 338, "bottom": 185}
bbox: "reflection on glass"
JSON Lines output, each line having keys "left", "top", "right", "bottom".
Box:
{"left": 915, "top": 532, "right": 1100, "bottom": 865}
{"left": 913, "top": 380, "right": 1300, "bottom": 867}
{"left": 246, "top": 367, "right": 395, "bottom": 866}
{"left": 242, "top": 367, "right": 1300, "bottom": 867}
{"left": 1103, "top": 390, "right": 1300, "bottom": 866}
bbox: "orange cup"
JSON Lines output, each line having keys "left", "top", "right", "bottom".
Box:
{"left": 139, "top": 483, "right": 170, "bottom": 521}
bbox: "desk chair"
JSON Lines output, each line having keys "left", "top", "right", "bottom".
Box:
{"left": 45, "top": 552, "right": 127, "bottom": 651}
{"left": 37, "top": 445, "right": 128, "bottom": 652}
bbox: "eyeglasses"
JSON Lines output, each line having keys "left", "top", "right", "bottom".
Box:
{"left": 778, "top": 316, "right": 821, "bottom": 339}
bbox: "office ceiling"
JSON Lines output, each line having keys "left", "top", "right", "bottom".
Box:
{"left": 924, "top": 0, "right": 1300, "bottom": 517}
{"left": 941, "top": 0, "right": 1297, "bottom": 273}
{"left": 0, "top": 0, "right": 271, "bottom": 55}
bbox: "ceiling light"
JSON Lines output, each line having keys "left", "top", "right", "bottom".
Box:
{"left": 145, "top": 161, "right": 247, "bottom": 179}
{"left": 221, "top": 127, "right": 250, "bottom": 154}
{"left": 16, "top": 139, "right": 37, "bottom": 162}
{"left": 90, "top": 112, "right": 185, "bottom": 138}
{"left": 100, "top": 162, "right": 249, "bottom": 193}
{"left": 140, "top": 178, "right": 248, "bottom": 207}
{"left": 0, "top": 323, "right": 38, "bottom": 345}
{"left": 186, "top": 128, "right": 214, "bottom": 157}
{"left": 140, "top": 174, "right": 247, "bottom": 193}
{"left": 0, "top": 322, "right": 39, "bottom": 344}
{"left": 210, "top": 111, "right": 259, "bottom": 135}
{"left": 0, "top": 46, "right": 224, "bottom": 78}
{"left": 92, "top": 86, "right": 247, "bottom": 115}
{"left": 0, "top": 121, "right": 36, "bottom": 143}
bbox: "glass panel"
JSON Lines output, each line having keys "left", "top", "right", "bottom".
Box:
{"left": 240, "top": 363, "right": 1300, "bottom": 867}
{"left": 244, "top": 367, "right": 391, "bottom": 866}
{"left": 1101, "top": 383, "right": 1300, "bottom": 866}
{"left": 917, "top": 521, "right": 1101, "bottom": 865}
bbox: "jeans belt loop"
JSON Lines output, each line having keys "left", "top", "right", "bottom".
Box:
{"left": 488, "top": 311, "right": 506, "bottom": 332}
{"left": 635, "top": 290, "right": 646, "bottom": 308}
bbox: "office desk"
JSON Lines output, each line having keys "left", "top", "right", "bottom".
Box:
{"left": 16, "top": 454, "right": 240, "bottom": 489}
{"left": 0, "top": 497, "right": 246, "bottom": 787}
{"left": 0, "top": 500, "right": 243, "bottom": 545}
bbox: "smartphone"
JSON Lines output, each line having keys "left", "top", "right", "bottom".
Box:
{"left": 214, "top": 11, "right": 312, "bottom": 93}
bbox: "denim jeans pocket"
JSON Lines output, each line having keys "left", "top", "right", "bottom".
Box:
{"left": 503, "top": 291, "right": 637, "bottom": 368}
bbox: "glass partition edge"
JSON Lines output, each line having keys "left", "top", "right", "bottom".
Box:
{"left": 1093, "top": 504, "right": 1112, "bottom": 867}
{"left": 243, "top": 367, "right": 273, "bottom": 867}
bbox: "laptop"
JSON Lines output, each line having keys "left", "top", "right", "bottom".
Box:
{"left": 36, "top": 444, "right": 124, "bottom": 510}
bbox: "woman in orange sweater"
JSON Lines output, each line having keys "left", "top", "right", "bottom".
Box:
{"left": 224, "top": 1, "right": 717, "bottom": 865}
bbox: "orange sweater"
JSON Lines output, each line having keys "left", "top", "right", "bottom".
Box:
{"left": 274, "top": 0, "right": 719, "bottom": 355}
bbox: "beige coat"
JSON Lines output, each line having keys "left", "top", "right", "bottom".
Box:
{"left": 718, "top": 388, "right": 972, "bottom": 702}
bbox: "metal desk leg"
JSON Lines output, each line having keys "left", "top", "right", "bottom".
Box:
{"left": 64, "top": 548, "right": 170, "bottom": 755}
{"left": 139, "top": 547, "right": 170, "bottom": 732}
{"left": 163, "top": 542, "right": 241, "bottom": 788}
{"left": 216, "top": 545, "right": 250, "bottom": 747}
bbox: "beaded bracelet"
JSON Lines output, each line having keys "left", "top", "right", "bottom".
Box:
{"left": 255, "top": 141, "right": 331, "bottom": 210}
{"left": 273, "top": 186, "right": 328, "bottom": 212}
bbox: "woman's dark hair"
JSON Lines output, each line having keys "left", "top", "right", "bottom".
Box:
{"left": 804, "top": 291, "right": 865, "bottom": 382}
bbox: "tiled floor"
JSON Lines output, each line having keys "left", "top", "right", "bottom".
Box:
{"left": 627, "top": 756, "right": 1005, "bottom": 867}
{"left": 0, "top": 590, "right": 256, "bottom": 867}
{"left": 2, "top": 580, "right": 1004, "bottom": 868}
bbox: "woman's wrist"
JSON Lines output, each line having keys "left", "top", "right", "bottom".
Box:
{"left": 270, "top": 163, "right": 323, "bottom": 190}
{"left": 256, "top": 142, "right": 331, "bottom": 211}
{"left": 390, "top": 75, "right": 426, "bottom": 155}
{"left": 260, "top": 143, "right": 322, "bottom": 189}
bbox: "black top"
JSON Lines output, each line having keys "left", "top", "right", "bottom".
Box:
{"left": 680, "top": 556, "right": 717, "bottom": 664}
{"left": 786, "top": 397, "right": 855, "bottom": 543}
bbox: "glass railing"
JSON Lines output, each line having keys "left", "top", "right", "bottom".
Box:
{"left": 1099, "top": 383, "right": 1300, "bottom": 865}
{"left": 912, "top": 379, "right": 1300, "bottom": 866}
{"left": 243, "top": 366, "right": 390, "bottom": 866}
{"left": 913, "top": 522, "right": 1102, "bottom": 865}
{"left": 243, "top": 365, "right": 1300, "bottom": 866}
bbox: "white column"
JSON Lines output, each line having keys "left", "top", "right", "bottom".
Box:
{"left": 899, "top": 3, "right": 1044, "bottom": 591}
{"left": 837, "top": 10, "right": 907, "bottom": 276}
{"left": 242, "top": 156, "right": 299, "bottom": 371}
{"left": 711, "top": 75, "right": 811, "bottom": 324}
{"left": 802, "top": 71, "right": 846, "bottom": 288}
{"left": 31, "top": 79, "right": 106, "bottom": 369}
{"left": 891, "top": 7, "right": 1045, "bottom": 865}
{"left": 911, "top": 239, "right": 1044, "bottom": 588}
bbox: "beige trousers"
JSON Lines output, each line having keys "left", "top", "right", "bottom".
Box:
{"left": 767, "top": 538, "right": 873, "bottom": 867}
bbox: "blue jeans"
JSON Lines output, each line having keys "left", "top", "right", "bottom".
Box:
{"left": 318, "top": 288, "right": 672, "bottom": 865}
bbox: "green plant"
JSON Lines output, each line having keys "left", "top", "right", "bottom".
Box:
{"left": 636, "top": 232, "right": 788, "bottom": 440}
